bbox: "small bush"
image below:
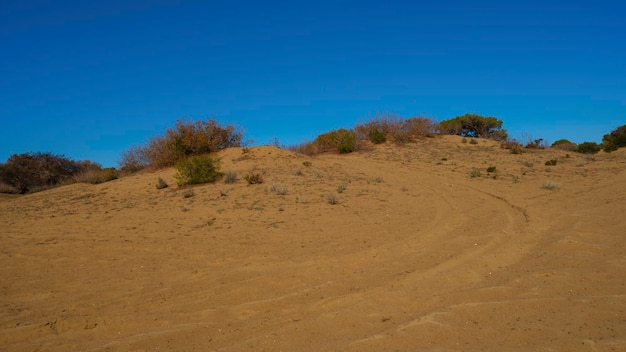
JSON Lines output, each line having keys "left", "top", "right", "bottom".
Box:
{"left": 223, "top": 171, "right": 238, "bottom": 184}
{"left": 501, "top": 140, "right": 523, "bottom": 154}
{"left": 470, "top": 168, "right": 481, "bottom": 178}
{"left": 269, "top": 183, "right": 288, "bottom": 195}
{"left": 183, "top": 189, "right": 195, "bottom": 198}
{"left": 174, "top": 155, "right": 221, "bottom": 186}
{"left": 245, "top": 173, "right": 264, "bottom": 184}
{"left": 337, "top": 184, "right": 346, "bottom": 193}
{"left": 545, "top": 159, "right": 557, "bottom": 166}
{"left": 156, "top": 177, "right": 169, "bottom": 189}
{"left": 541, "top": 180, "right": 561, "bottom": 190}
{"left": 326, "top": 193, "right": 339, "bottom": 205}
{"left": 487, "top": 166, "right": 496, "bottom": 173}
{"left": 469, "top": 139, "right": 478, "bottom": 145}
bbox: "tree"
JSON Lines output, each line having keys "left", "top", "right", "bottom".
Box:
{"left": 438, "top": 113, "right": 507, "bottom": 140}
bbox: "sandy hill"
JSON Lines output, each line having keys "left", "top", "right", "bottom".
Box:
{"left": 1, "top": 135, "right": 625, "bottom": 351}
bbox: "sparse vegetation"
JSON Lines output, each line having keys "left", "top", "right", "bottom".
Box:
{"left": 470, "top": 168, "right": 481, "bottom": 178}
{"left": 501, "top": 140, "right": 523, "bottom": 154}
{"left": 245, "top": 173, "right": 264, "bottom": 184}
{"left": 174, "top": 155, "right": 221, "bottom": 186}
{"left": 269, "top": 183, "right": 288, "bottom": 195}
{"left": 541, "top": 180, "right": 561, "bottom": 190}
{"left": 156, "top": 177, "right": 169, "bottom": 189}
{"left": 326, "top": 193, "right": 339, "bottom": 205}
{"left": 223, "top": 171, "right": 238, "bottom": 184}
{"left": 545, "top": 159, "right": 558, "bottom": 166}
{"left": 182, "top": 189, "right": 195, "bottom": 198}
{"left": 487, "top": 166, "right": 497, "bottom": 173}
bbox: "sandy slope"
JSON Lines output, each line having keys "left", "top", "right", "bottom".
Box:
{"left": 1, "top": 135, "right": 625, "bottom": 351}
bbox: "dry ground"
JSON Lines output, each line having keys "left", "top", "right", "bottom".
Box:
{"left": 1, "top": 135, "right": 625, "bottom": 351}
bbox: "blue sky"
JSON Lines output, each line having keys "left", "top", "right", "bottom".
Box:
{"left": 2, "top": 0, "right": 625, "bottom": 167}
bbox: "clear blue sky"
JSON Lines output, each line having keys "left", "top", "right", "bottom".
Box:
{"left": 2, "top": 0, "right": 625, "bottom": 167}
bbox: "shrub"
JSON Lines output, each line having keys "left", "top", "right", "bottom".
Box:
{"left": 0, "top": 181, "right": 19, "bottom": 194}
{"left": 525, "top": 138, "right": 546, "bottom": 149}
{"left": 355, "top": 114, "right": 437, "bottom": 145}
{"left": 470, "top": 168, "right": 481, "bottom": 178}
{"left": 74, "top": 167, "right": 118, "bottom": 184}
{"left": 501, "top": 140, "right": 523, "bottom": 154}
{"left": 438, "top": 113, "right": 507, "bottom": 140}
{"left": 174, "top": 155, "right": 221, "bottom": 186}
{"left": 244, "top": 173, "right": 264, "bottom": 184}
{"left": 315, "top": 128, "right": 358, "bottom": 154}
{"left": 119, "top": 145, "right": 150, "bottom": 174}
{"left": 326, "top": 193, "right": 339, "bottom": 205}
{"left": 575, "top": 142, "right": 601, "bottom": 154}
{"left": 223, "top": 171, "right": 238, "bottom": 184}
{"left": 487, "top": 166, "right": 496, "bottom": 173}
{"left": 602, "top": 124, "right": 626, "bottom": 152}
{"left": 545, "top": 159, "right": 557, "bottom": 166}
{"left": 552, "top": 139, "right": 577, "bottom": 151}
{"left": 119, "top": 118, "right": 243, "bottom": 170}
{"left": 156, "top": 177, "right": 169, "bottom": 189}
{"left": 269, "top": 183, "right": 288, "bottom": 195}
{"left": 541, "top": 180, "right": 561, "bottom": 190}
{"left": 0, "top": 153, "right": 101, "bottom": 194}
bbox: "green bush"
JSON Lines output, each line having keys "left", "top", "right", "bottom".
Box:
{"left": 487, "top": 166, "right": 496, "bottom": 173}
{"left": 575, "top": 142, "right": 601, "bottom": 154}
{"left": 315, "top": 128, "right": 358, "bottom": 154}
{"left": 545, "top": 159, "right": 557, "bottom": 166}
{"left": 439, "top": 113, "right": 508, "bottom": 141}
{"left": 602, "top": 124, "right": 626, "bottom": 152}
{"left": 174, "top": 155, "right": 221, "bottom": 186}
{"left": 552, "top": 139, "right": 577, "bottom": 151}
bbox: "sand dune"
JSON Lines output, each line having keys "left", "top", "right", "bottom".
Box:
{"left": 1, "top": 135, "right": 625, "bottom": 351}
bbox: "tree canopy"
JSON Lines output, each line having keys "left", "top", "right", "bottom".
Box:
{"left": 438, "top": 113, "right": 507, "bottom": 141}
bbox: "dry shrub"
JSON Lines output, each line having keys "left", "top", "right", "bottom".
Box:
{"left": 156, "top": 177, "right": 169, "bottom": 189}
{"left": 355, "top": 114, "right": 437, "bottom": 145}
{"left": 245, "top": 173, "right": 264, "bottom": 184}
{"left": 74, "top": 167, "right": 118, "bottom": 184}
{"left": 0, "top": 181, "right": 19, "bottom": 194}
{"left": 119, "top": 118, "right": 242, "bottom": 171}
{"left": 269, "top": 183, "right": 288, "bottom": 195}
{"left": 0, "top": 153, "right": 107, "bottom": 194}
{"left": 223, "top": 171, "right": 238, "bottom": 184}
{"left": 501, "top": 140, "right": 523, "bottom": 154}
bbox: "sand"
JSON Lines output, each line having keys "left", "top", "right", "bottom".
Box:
{"left": 1, "top": 135, "right": 625, "bottom": 351}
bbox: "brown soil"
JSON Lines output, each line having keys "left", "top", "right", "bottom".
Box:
{"left": 1, "top": 136, "right": 625, "bottom": 351}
